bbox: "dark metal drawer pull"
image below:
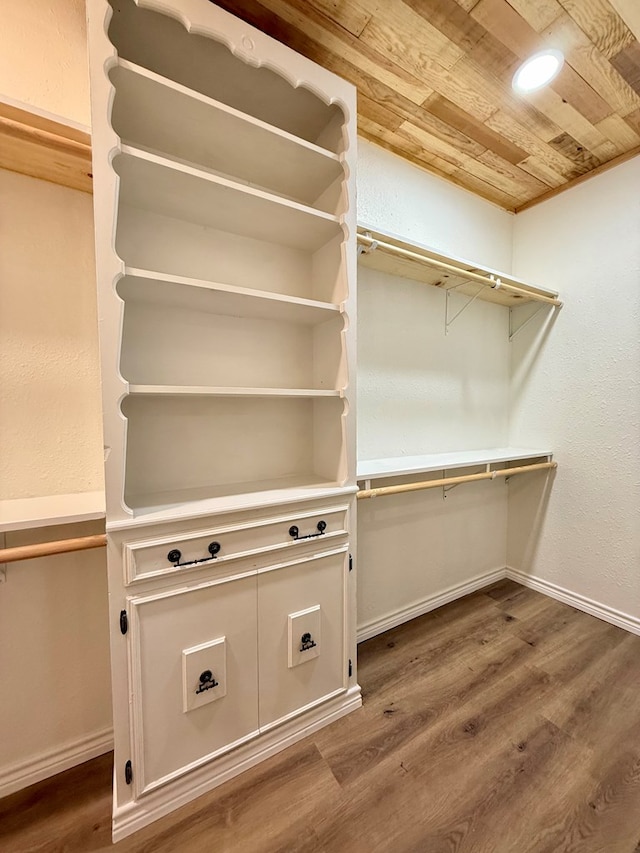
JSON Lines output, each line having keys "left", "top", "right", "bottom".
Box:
{"left": 167, "top": 541, "right": 221, "bottom": 568}
{"left": 289, "top": 520, "right": 327, "bottom": 541}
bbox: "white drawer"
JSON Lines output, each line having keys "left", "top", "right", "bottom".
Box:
{"left": 123, "top": 504, "right": 349, "bottom": 584}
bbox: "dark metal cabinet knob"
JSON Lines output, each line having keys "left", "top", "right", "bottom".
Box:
{"left": 300, "top": 632, "right": 317, "bottom": 652}
{"left": 195, "top": 669, "right": 219, "bottom": 695}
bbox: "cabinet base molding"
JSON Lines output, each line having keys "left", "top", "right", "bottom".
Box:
{"left": 113, "top": 686, "right": 362, "bottom": 842}
{"left": 505, "top": 567, "right": 640, "bottom": 637}
{"left": 357, "top": 567, "right": 507, "bottom": 643}
{"left": 0, "top": 727, "right": 113, "bottom": 800}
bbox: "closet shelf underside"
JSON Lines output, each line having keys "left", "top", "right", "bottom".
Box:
{"left": 357, "top": 224, "right": 560, "bottom": 308}
{"left": 357, "top": 448, "right": 553, "bottom": 481}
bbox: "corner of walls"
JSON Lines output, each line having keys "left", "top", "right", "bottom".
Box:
{"left": 507, "top": 156, "right": 640, "bottom": 622}
{"left": 357, "top": 138, "right": 515, "bottom": 272}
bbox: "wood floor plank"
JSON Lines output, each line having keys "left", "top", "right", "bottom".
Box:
{"left": 3, "top": 583, "right": 640, "bottom": 853}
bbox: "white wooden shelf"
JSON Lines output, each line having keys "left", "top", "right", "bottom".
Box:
{"left": 114, "top": 146, "right": 343, "bottom": 252}
{"left": 110, "top": 60, "right": 344, "bottom": 210}
{"left": 127, "top": 386, "right": 341, "bottom": 398}
{"left": 0, "top": 491, "right": 106, "bottom": 533}
{"left": 357, "top": 448, "right": 553, "bottom": 481}
{"left": 119, "top": 478, "right": 351, "bottom": 530}
{"left": 358, "top": 224, "right": 561, "bottom": 308}
{"left": 117, "top": 268, "right": 342, "bottom": 323}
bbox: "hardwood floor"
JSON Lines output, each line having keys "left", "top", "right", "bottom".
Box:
{"left": 3, "top": 581, "right": 640, "bottom": 853}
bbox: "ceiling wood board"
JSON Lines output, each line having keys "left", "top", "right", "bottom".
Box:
{"left": 217, "top": 0, "right": 640, "bottom": 211}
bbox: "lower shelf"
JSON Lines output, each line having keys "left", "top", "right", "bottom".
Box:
{"left": 125, "top": 476, "right": 347, "bottom": 521}
{"left": 120, "top": 394, "right": 347, "bottom": 521}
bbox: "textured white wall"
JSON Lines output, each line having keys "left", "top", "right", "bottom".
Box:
{"left": 358, "top": 139, "right": 513, "bottom": 269}
{"left": 0, "top": 0, "right": 90, "bottom": 126}
{"left": 0, "top": 171, "right": 104, "bottom": 499}
{"left": 508, "top": 158, "right": 640, "bottom": 619}
{"left": 0, "top": 170, "right": 109, "bottom": 794}
{"left": 356, "top": 141, "right": 515, "bottom": 634}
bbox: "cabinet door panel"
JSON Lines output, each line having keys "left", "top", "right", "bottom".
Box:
{"left": 257, "top": 549, "right": 347, "bottom": 729}
{"left": 129, "top": 573, "right": 258, "bottom": 795}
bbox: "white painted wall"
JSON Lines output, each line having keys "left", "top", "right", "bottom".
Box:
{"left": 0, "top": 170, "right": 110, "bottom": 796}
{"left": 356, "top": 140, "right": 515, "bottom": 636}
{"left": 0, "top": 0, "right": 90, "bottom": 126}
{"left": 0, "top": 171, "right": 104, "bottom": 499}
{"left": 508, "top": 158, "right": 640, "bottom": 622}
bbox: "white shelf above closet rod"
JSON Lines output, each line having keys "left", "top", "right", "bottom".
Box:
{"left": 357, "top": 230, "right": 562, "bottom": 308}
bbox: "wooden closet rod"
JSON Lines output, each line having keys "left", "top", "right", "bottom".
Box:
{"left": 357, "top": 235, "right": 563, "bottom": 307}
{"left": 357, "top": 461, "right": 557, "bottom": 500}
{"left": 0, "top": 534, "right": 107, "bottom": 564}
{"left": 1, "top": 461, "right": 556, "bottom": 559}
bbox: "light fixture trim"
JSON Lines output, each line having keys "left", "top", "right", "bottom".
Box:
{"left": 512, "top": 49, "right": 564, "bottom": 94}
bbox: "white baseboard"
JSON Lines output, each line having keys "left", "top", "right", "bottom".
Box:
{"left": 356, "top": 567, "right": 507, "bottom": 643}
{"left": 113, "top": 686, "right": 362, "bottom": 843}
{"left": 0, "top": 727, "right": 113, "bottom": 800}
{"left": 506, "top": 567, "right": 640, "bottom": 637}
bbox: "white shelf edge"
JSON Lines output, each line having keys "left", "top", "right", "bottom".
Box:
{"left": 118, "top": 144, "right": 342, "bottom": 227}
{"left": 116, "top": 58, "right": 342, "bottom": 164}
{"left": 357, "top": 448, "right": 554, "bottom": 481}
{"left": 126, "top": 385, "right": 342, "bottom": 398}
{"left": 109, "top": 484, "right": 358, "bottom": 532}
{"left": 122, "top": 267, "right": 343, "bottom": 314}
{"left": 0, "top": 491, "right": 106, "bottom": 533}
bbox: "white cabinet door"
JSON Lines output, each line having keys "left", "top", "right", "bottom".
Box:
{"left": 128, "top": 572, "right": 259, "bottom": 796}
{"left": 257, "top": 548, "right": 348, "bottom": 729}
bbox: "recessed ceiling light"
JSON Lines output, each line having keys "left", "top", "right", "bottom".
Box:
{"left": 512, "top": 49, "right": 564, "bottom": 94}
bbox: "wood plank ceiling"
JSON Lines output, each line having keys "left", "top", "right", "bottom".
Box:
{"left": 215, "top": 0, "right": 640, "bottom": 211}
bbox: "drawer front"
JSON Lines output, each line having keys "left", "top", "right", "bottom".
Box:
{"left": 128, "top": 573, "right": 259, "bottom": 796}
{"left": 123, "top": 505, "right": 348, "bottom": 584}
{"left": 257, "top": 547, "right": 348, "bottom": 730}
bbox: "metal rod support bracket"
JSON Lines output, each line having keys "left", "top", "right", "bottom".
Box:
{"left": 509, "top": 303, "right": 548, "bottom": 341}
{"left": 445, "top": 282, "right": 485, "bottom": 333}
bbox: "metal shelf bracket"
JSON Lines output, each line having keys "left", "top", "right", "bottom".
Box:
{"left": 445, "top": 277, "right": 497, "bottom": 333}
{"left": 509, "top": 303, "right": 547, "bottom": 342}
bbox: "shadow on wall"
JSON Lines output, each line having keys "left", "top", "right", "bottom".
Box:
{"left": 507, "top": 468, "right": 557, "bottom": 574}
{"left": 509, "top": 303, "right": 561, "bottom": 409}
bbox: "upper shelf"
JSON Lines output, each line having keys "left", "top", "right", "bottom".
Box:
{"left": 117, "top": 268, "right": 342, "bottom": 322}
{"left": 0, "top": 491, "right": 106, "bottom": 533}
{"left": 110, "top": 60, "right": 344, "bottom": 212}
{"left": 357, "top": 224, "right": 561, "bottom": 308}
{"left": 357, "top": 448, "right": 553, "bottom": 481}
{"left": 114, "top": 146, "right": 343, "bottom": 252}
{"left": 0, "top": 98, "right": 92, "bottom": 194}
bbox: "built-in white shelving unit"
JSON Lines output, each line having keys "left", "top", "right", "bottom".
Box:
{"left": 88, "top": 0, "right": 358, "bottom": 841}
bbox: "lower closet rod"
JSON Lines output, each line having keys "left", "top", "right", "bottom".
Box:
{"left": 1, "top": 461, "right": 556, "bottom": 560}
{"left": 357, "top": 461, "right": 557, "bottom": 500}
{"left": 0, "top": 533, "right": 107, "bottom": 564}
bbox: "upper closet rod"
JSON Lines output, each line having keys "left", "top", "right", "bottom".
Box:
{"left": 357, "top": 461, "right": 557, "bottom": 500}
{"left": 357, "top": 234, "right": 563, "bottom": 308}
